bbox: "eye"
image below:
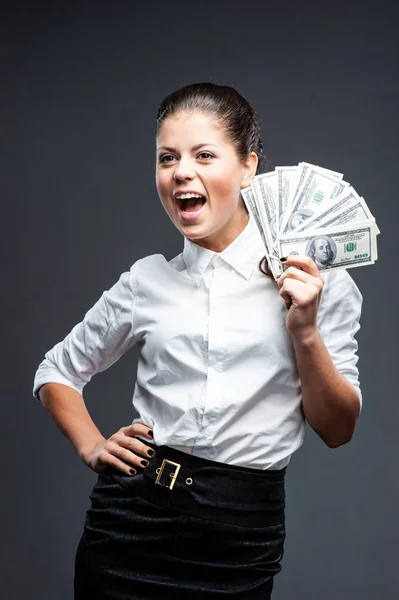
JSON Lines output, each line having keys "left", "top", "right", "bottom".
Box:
{"left": 158, "top": 154, "right": 176, "bottom": 164}
{"left": 197, "top": 152, "right": 214, "bottom": 160}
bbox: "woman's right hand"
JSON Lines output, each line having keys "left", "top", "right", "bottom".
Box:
{"left": 83, "top": 422, "right": 155, "bottom": 476}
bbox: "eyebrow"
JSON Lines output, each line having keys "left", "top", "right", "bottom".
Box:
{"left": 157, "top": 143, "right": 218, "bottom": 153}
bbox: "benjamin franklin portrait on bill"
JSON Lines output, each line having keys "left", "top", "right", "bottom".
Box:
{"left": 306, "top": 235, "right": 337, "bottom": 268}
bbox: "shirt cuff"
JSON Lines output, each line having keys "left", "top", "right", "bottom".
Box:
{"left": 33, "top": 372, "right": 84, "bottom": 401}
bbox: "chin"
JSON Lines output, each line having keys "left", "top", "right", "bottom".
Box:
{"left": 181, "top": 229, "right": 209, "bottom": 241}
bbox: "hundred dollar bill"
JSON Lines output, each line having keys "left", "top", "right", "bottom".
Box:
{"left": 278, "top": 221, "right": 377, "bottom": 274}
{"left": 298, "top": 189, "right": 380, "bottom": 237}
{"left": 296, "top": 162, "right": 343, "bottom": 189}
{"left": 292, "top": 187, "right": 362, "bottom": 232}
{"left": 299, "top": 162, "right": 343, "bottom": 179}
{"left": 289, "top": 162, "right": 344, "bottom": 213}
{"left": 308, "top": 202, "right": 380, "bottom": 260}
{"left": 241, "top": 186, "right": 269, "bottom": 249}
{"left": 311, "top": 198, "right": 373, "bottom": 231}
{"left": 252, "top": 172, "right": 278, "bottom": 251}
{"left": 276, "top": 166, "right": 299, "bottom": 235}
{"left": 241, "top": 186, "right": 279, "bottom": 278}
{"left": 280, "top": 168, "right": 349, "bottom": 236}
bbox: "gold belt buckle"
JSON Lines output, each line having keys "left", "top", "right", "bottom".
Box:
{"left": 155, "top": 459, "right": 181, "bottom": 490}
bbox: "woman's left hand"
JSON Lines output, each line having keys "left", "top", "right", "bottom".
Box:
{"left": 277, "top": 256, "right": 324, "bottom": 336}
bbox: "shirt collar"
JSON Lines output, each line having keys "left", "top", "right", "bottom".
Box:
{"left": 182, "top": 215, "right": 265, "bottom": 285}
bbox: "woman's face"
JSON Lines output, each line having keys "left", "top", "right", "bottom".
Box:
{"left": 156, "top": 109, "right": 257, "bottom": 252}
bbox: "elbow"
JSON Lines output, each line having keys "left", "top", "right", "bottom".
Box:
{"left": 320, "top": 395, "right": 361, "bottom": 449}
{"left": 324, "top": 433, "right": 353, "bottom": 449}
{"left": 322, "top": 420, "right": 358, "bottom": 448}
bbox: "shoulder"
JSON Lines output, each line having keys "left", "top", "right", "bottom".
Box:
{"left": 127, "top": 252, "right": 184, "bottom": 286}
{"left": 131, "top": 253, "right": 169, "bottom": 270}
{"left": 131, "top": 252, "right": 183, "bottom": 272}
{"left": 127, "top": 253, "right": 167, "bottom": 280}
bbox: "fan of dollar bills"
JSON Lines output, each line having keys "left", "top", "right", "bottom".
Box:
{"left": 241, "top": 162, "right": 379, "bottom": 279}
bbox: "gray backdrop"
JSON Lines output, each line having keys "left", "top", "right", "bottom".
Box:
{"left": 2, "top": 1, "right": 398, "bottom": 598}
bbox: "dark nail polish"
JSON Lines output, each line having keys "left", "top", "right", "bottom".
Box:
{"left": 280, "top": 257, "right": 287, "bottom": 262}
{"left": 129, "top": 469, "right": 136, "bottom": 476}
{"left": 148, "top": 430, "right": 153, "bottom": 437}
{"left": 141, "top": 459, "right": 149, "bottom": 467}
{"left": 148, "top": 449, "right": 155, "bottom": 457}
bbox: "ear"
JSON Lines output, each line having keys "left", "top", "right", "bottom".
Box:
{"left": 240, "top": 152, "right": 258, "bottom": 189}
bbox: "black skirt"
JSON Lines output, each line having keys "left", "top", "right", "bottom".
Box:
{"left": 74, "top": 443, "right": 287, "bottom": 599}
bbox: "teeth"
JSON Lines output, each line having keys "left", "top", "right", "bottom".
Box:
{"left": 176, "top": 192, "right": 203, "bottom": 200}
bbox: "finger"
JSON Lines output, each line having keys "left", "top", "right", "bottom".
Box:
{"left": 278, "top": 265, "right": 323, "bottom": 289}
{"left": 280, "top": 288, "right": 292, "bottom": 310}
{"left": 128, "top": 435, "right": 157, "bottom": 460}
{"left": 280, "top": 255, "right": 323, "bottom": 279}
{"left": 114, "top": 429, "right": 156, "bottom": 460}
{"left": 279, "top": 278, "right": 319, "bottom": 307}
{"left": 122, "top": 423, "right": 155, "bottom": 459}
{"left": 102, "top": 453, "right": 139, "bottom": 476}
{"left": 123, "top": 422, "right": 154, "bottom": 439}
{"left": 107, "top": 440, "right": 153, "bottom": 470}
{"left": 94, "top": 443, "right": 140, "bottom": 476}
{"left": 277, "top": 265, "right": 320, "bottom": 285}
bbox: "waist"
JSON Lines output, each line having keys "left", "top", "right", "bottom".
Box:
{"left": 132, "top": 390, "right": 304, "bottom": 468}
{"left": 133, "top": 422, "right": 305, "bottom": 470}
{"left": 145, "top": 442, "right": 286, "bottom": 519}
{"left": 103, "top": 442, "right": 287, "bottom": 526}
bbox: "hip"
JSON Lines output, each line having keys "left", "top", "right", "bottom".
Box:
{"left": 75, "top": 444, "right": 287, "bottom": 598}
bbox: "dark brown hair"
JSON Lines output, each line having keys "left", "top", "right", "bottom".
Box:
{"left": 156, "top": 82, "right": 273, "bottom": 277}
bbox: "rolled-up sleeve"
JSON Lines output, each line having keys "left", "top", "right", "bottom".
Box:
{"left": 32, "top": 263, "right": 139, "bottom": 401}
{"left": 316, "top": 269, "right": 363, "bottom": 409}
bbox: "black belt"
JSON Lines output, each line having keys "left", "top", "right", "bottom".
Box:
{"left": 141, "top": 442, "right": 287, "bottom": 512}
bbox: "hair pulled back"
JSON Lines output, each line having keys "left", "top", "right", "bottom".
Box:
{"left": 156, "top": 82, "right": 273, "bottom": 276}
{"left": 156, "top": 82, "right": 271, "bottom": 176}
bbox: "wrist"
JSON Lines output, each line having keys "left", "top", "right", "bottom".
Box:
{"left": 290, "top": 325, "right": 320, "bottom": 347}
{"left": 79, "top": 435, "right": 106, "bottom": 464}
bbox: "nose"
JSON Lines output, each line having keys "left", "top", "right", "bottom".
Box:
{"left": 173, "top": 156, "right": 195, "bottom": 182}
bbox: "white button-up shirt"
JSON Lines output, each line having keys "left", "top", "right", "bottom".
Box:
{"left": 33, "top": 216, "right": 362, "bottom": 470}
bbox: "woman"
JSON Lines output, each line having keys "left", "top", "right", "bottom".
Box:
{"left": 33, "top": 82, "right": 362, "bottom": 599}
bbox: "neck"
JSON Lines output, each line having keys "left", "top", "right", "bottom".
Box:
{"left": 192, "top": 210, "right": 249, "bottom": 253}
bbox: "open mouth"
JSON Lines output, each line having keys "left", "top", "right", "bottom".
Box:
{"left": 176, "top": 193, "right": 207, "bottom": 214}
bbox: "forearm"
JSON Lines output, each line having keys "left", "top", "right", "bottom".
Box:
{"left": 38, "top": 382, "right": 106, "bottom": 462}
{"left": 292, "top": 328, "right": 360, "bottom": 448}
